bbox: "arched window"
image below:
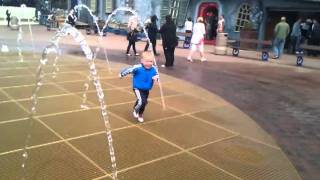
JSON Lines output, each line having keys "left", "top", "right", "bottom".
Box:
{"left": 235, "top": 3, "right": 251, "bottom": 32}
{"left": 160, "top": 0, "right": 189, "bottom": 27}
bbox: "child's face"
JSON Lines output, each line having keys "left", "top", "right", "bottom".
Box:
{"left": 141, "top": 59, "right": 153, "bottom": 69}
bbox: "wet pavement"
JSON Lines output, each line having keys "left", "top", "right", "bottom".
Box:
{"left": 160, "top": 58, "right": 320, "bottom": 180}
{"left": 0, "top": 25, "right": 319, "bottom": 180}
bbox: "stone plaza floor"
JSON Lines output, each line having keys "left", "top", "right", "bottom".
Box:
{"left": 0, "top": 52, "right": 301, "bottom": 179}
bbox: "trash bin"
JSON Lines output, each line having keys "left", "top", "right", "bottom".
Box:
{"left": 215, "top": 33, "right": 228, "bottom": 55}
{"left": 10, "top": 16, "right": 20, "bottom": 30}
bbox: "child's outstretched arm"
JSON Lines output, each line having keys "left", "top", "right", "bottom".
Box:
{"left": 152, "top": 74, "right": 159, "bottom": 83}
{"left": 119, "top": 64, "right": 141, "bottom": 78}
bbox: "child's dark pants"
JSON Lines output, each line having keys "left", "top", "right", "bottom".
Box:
{"left": 133, "top": 88, "right": 149, "bottom": 115}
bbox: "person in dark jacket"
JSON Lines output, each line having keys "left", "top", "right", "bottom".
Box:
{"left": 159, "top": 15, "right": 177, "bottom": 67}
{"left": 309, "top": 18, "right": 320, "bottom": 56}
{"left": 126, "top": 16, "right": 139, "bottom": 56}
{"left": 67, "top": 9, "right": 77, "bottom": 27}
{"left": 6, "top": 9, "right": 11, "bottom": 27}
{"left": 144, "top": 15, "right": 159, "bottom": 56}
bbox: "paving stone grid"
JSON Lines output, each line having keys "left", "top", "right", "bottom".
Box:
{"left": 0, "top": 53, "right": 300, "bottom": 180}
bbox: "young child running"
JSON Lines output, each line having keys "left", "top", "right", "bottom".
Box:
{"left": 119, "top": 51, "right": 159, "bottom": 122}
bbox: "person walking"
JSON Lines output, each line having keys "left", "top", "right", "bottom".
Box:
{"left": 272, "top": 17, "right": 290, "bottom": 59}
{"left": 159, "top": 15, "right": 177, "bottom": 67}
{"left": 290, "top": 18, "right": 302, "bottom": 54}
{"left": 126, "top": 16, "right": 139, "bottom": 56}
{"left": 187, "top": 17, "right": 206, "bottom": 62}
{"left": 144, "top": 15, "right": 159, "bottom": 55}
{"left": 183, "top": 17, "right": 193, "bottom": 49}
{"left": 6, "top": 9, "right": 11, "bottom": 27}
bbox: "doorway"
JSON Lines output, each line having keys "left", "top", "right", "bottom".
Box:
{"left": 198, "top": 2, "right": 219, "bottom": 45}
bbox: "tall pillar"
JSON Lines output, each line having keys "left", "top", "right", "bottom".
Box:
{"left": 98, "top": 0, "right": 104, "bottom": 18}
{"left": 68, "top": 0, "right": 71, "bottom": 10}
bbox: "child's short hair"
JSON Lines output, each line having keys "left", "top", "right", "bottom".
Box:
{"left": 141, "top": 51, "right": 153, "bottom": 61}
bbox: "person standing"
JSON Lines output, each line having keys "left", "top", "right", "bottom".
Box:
{"left": 205, "top": 12, "right": 214, "bottom": 40}
{"left": 126, "top": 16, "right": 139, "bottom": 56}
{"left": 290, "top": 18, "right": 302, "bottom": 54}
{"left": 272, "top": 17, "right": 290, "bottom": 59}
{"left": 6, "top": 9, "right": 11, "bottom": 27}
{"left": 187, "top": 17, "right": 206, "bottom": 62}
{"left": 67, "top": 9, "right": 77, "bottom": 27}
{"left": 144, "top": 15, "right": 159, "bottom": 55}
{"left": 309, "top": 19, "right": 320, "bottom": 56}
{"left": 159, "top": 15, "right": 177, "bottom": 67}
{"left": 217, "top": 15, "right": 225, "bottom": 33}
{"left": 184, "top": 17, "right": 193, "bottom": 48}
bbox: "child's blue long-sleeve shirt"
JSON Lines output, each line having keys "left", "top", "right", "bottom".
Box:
{"left": 120, "top": 64, "right": 158, "bottom": 90}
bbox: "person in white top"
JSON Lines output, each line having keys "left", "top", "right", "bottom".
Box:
{"left": 187, "top": 17, "right": 206, "bottom": 62}
{"left": 217, "top": 15, "right": 225, "bottom": 33}
{"left": 184, "top": 17, "right": 193, "bottom": 48}
{"left": 185, "top": 17, "right": 193, "bottom": 32}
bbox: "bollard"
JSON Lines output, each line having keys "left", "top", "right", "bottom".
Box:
{"left": 232, "top": 48, "right": 239, "bottom": 56}
{"left": 262, "top": 51, "right": 269, "bottom": 61}
{"left": 296, "top": 50, "right": 304, "bottom": 66}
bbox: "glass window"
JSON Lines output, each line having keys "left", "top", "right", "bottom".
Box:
{"left": 105, "top": 0, "right": 113, "bottom": 13}
{"left": 170, "top": 0, "right": 180, "bottom": 22}
{"left": 90, "top": 0, "right": 96, "bottom": 13}
{"left": 234, "top": 3, "right": 251, "bottom": 32}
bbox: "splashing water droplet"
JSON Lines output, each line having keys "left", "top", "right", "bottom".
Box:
{"left": 80, "top": 104, "right": 89, "bottom": 109}
{"left": 52, "top": 72, "right": 56, "bottom": 79}
{"left": 40, "top": 58, "right": 47, "bottom": 65}
{"left": 22, "top": 152, "right": 28, "bottom": 158}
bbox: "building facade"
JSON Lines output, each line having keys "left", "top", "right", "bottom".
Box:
{"left": 62, "top": 0, "right": 320, "bottom": 41}
{"left": 186, "top": 0, "right": 320, "bottom": 41}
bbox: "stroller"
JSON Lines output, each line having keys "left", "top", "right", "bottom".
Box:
{"left": 183, "top": 33, "right": 192, "bottom": 49}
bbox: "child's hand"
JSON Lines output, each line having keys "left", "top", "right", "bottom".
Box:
{"left": 152, "top": 75, "right": 159, "bottom": 82}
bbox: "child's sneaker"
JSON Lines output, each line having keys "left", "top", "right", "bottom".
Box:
{"left": 126, "top": 53, "right": 131, "bottom": 56}
{"left": 200, "top": 58, "right": 207, "bottom": 62}
{"left": 135, "top": 53, "right": 140, "bottom": 56}
{"left": 137, "top": 116, "right": 144, "bottom": 123}
{"left": 133, "top": 111, "right": 139, "bottom": 118}
{"left": 187, "top": 57, "right": 193, "bottom": 62}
